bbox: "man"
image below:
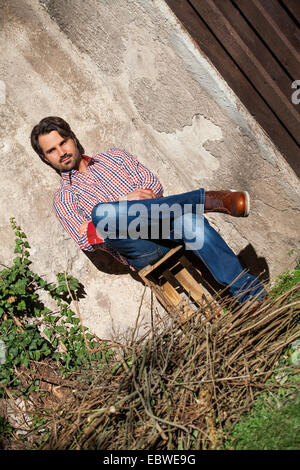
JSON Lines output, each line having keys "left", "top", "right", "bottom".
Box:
{"left": 31, "top": 116, "right": 265, "bottom": 304}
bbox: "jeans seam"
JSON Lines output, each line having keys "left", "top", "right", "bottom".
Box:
{"left": 133, "top": 248, "right": 160, "bottom": 259}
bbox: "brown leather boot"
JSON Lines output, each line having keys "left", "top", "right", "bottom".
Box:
{"left": 204, "top": 190, "right": 250, "bottom": 217}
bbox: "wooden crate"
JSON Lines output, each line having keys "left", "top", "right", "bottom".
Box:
{"left": 138, "top": 245, "right": 221, "bottom": 321}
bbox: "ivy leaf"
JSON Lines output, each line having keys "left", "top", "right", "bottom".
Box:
{"left": 32, "top": 350, "right": 40, "bottom": 361}
{"left": 44, "top": 328, "right": 53, "bottom": 340}
{"left": 17, "top": 300, "right": 26, "bottom": 311}
{"left": 55, "top": 326, "right": 66, "bottom": 334}
{"left": 14, "top": 279, "right": 27, "bottom": 295}
{"left": 13, "top": 257, "right": 22, "bottom": 266}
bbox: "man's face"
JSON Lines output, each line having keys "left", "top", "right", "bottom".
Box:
{"left": 38, "top": 130, "right": 81, "bottom": 173}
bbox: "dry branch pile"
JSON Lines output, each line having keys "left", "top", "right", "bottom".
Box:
{"left": 4, "top": 283, "right": 300, "bottom": 450}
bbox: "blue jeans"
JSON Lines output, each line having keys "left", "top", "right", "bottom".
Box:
{"left": 91, "top": 189, "right": 266, "bottom": 303}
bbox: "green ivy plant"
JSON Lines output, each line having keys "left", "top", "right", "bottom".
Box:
{"left": 269, "top": 257, "right": 300, "bottom": 300}
{"left": 0, "top": 217, "right": 114, "bottom": 397}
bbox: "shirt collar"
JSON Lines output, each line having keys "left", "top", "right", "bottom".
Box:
{"left": 82, "top": 154, "right": 94, "bottom": 164}
{"left": 60, "top": 155, "right": 94, "bottom": 182}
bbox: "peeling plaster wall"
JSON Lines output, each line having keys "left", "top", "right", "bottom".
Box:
{"left": 0, "top": 0, "right": 299, "bottom": 339}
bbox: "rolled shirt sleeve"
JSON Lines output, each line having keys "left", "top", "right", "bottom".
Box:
{"left": 53, "top": 190, "right": 94, "bottom": 252}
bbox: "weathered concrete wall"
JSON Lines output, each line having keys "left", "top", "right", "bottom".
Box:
{"left": 0, "top": 0, "right": 299, "bottom": 339}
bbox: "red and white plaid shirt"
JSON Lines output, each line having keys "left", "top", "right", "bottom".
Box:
{"left": 53, "top": 148, "right": 164, "bottom": 266}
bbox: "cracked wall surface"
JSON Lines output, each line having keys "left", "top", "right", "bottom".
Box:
{"left": 0, "top": 0, "right": 299, "bottom": 339}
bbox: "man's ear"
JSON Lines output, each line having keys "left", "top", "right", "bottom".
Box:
{"left": 72, "top": 136, "right": 78, "bottom": 148}
{"left": 40, "top": 153, "right": 48, "bottom": 162}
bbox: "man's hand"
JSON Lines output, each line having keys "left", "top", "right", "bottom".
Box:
{"left": 79, "top": 189, "right": 156, "bottom": 236}
{"left": 79, "top": 220, "right": 89, "bottom": 236}
{"left": 119, "top": 189, "right": 156, "bottom": 201}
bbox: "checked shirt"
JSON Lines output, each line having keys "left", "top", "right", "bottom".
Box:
{"left": 53, "top": 148, "right": 164, "bottom": 266}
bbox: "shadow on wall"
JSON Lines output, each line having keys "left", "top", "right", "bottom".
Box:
{"left": 184, "top": 243, "right": 270, "bottom": 303}
{"left": 238, "top": 244, "right": 270, "bottom": 284}
{"left": 84, "top": 242, "right": 270, "bottom": 303}
{"left": 83, "top": 249, "right": 141, "bottom": 281}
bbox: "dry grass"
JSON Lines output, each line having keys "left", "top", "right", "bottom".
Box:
{"left": 40, "top": 283, "right": 300, "bottom": 449}
{"left": 2, "top": 281, "right": 299, "bottom": 450}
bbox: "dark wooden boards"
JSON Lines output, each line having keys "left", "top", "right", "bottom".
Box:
{"left": 165, "top": 0, "right": 300, "bottom": 176}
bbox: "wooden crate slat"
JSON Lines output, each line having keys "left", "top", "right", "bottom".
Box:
{"left": 150, "top": 282, "right": 180, "bottom": 313}
{"left": 160, "top": 277, "right": 195, "bottom": 320}
{"left": 174, "top": 265, "right": 206, "bottom": 305}
{"left": 160, "top": 270, "right": 183, "bottom": 305}
{"left": 138, "top": 245, "right": 183, "bottom": 279}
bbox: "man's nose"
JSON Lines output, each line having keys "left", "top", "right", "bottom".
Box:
{"left": 57, "top": 146, "right": 66, "bottom": 157}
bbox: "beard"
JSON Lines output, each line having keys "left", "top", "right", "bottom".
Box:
{"left": 59, "top": 152, "right": 81, "bottom": 172}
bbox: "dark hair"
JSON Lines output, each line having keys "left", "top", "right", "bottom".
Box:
{"left": 30, "top": 116, "right": 85, "bottom": 170}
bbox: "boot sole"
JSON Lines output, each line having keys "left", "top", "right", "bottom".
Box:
{"left": 244, "top": 191, "right": 250, "bottom": 216}
{"left": 230, "top": 190, "right": 250, "bottom": 217}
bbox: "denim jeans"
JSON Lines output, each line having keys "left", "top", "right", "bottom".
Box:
{"left": 91, "top": 189, "right": 265, "bottom": 303}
